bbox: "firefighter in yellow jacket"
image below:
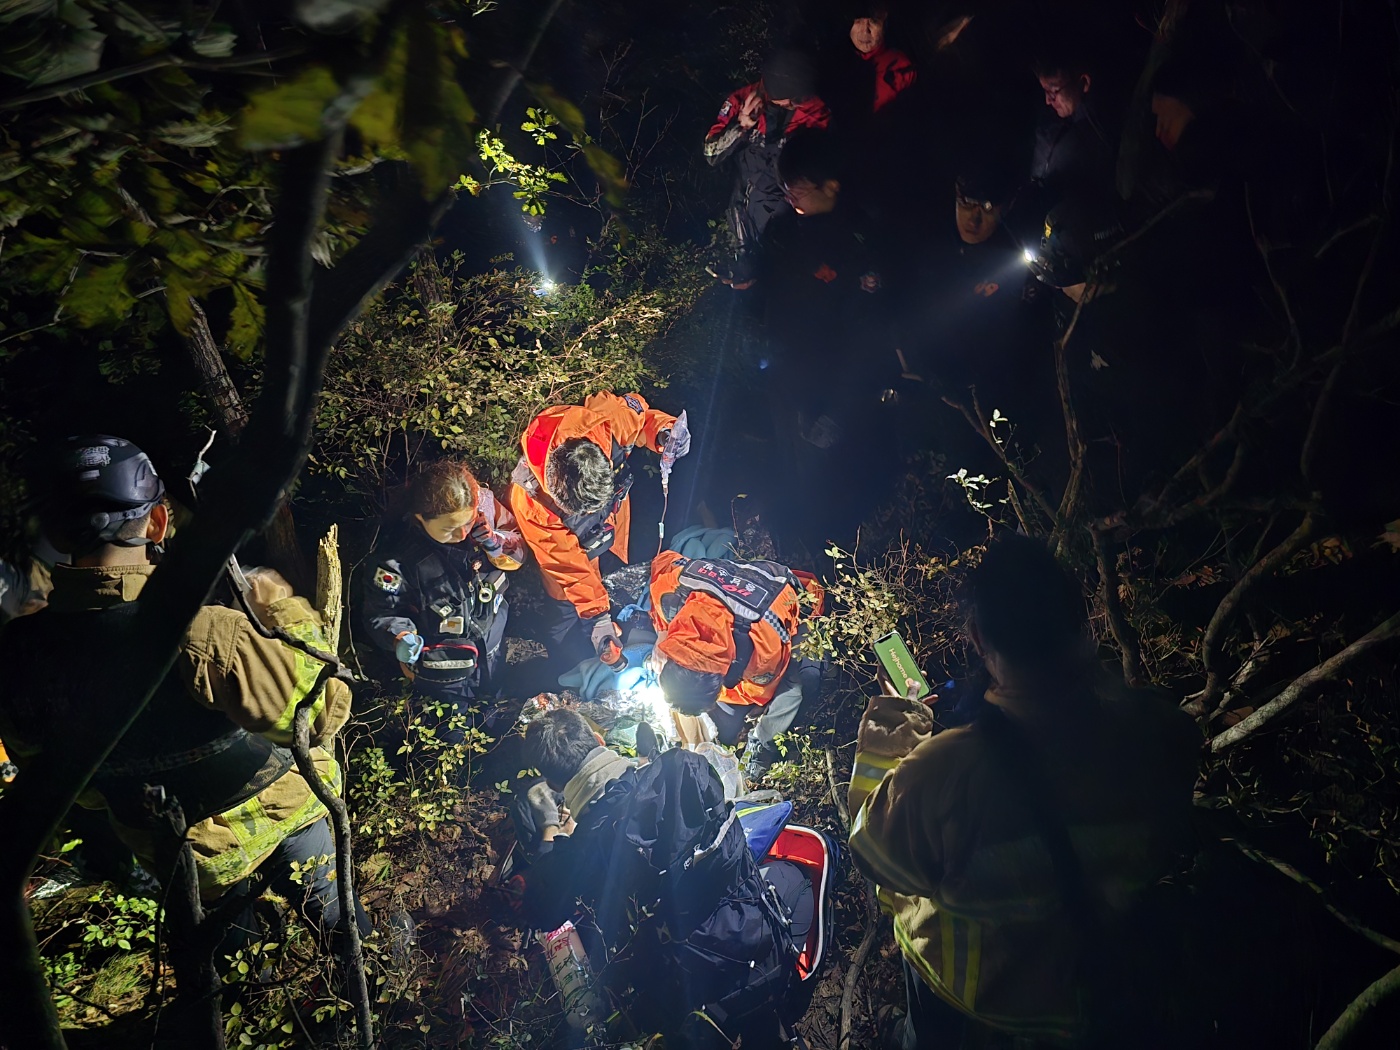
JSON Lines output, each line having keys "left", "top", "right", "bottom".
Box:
{"left": 847, "top": 535, "right": 1199, "bottom": 1046}
{"left": 0, "top": 436, "right": 364, "bottom": 954}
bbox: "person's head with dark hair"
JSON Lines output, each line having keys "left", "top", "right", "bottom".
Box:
{"left": 762, "top": 50, "right": 816, "bottom": 107}
{"left": 953, "top": 159, "right": 1018, "bottom": 244}
{"left": 1033, "top": 44, "right": 1093, "bottom": 120}
{"left": 779, "top": 129, "right": 842, "bottom": 216}
{"left": 965, "top": 534, "right": 1088, "bottom": 684}
{"left": 545, "top": 438, "right": 614, "bottom": 516}
{"left": 407, "top": 458, "right": 480, "bottom": 545}
{"left": 848, "top": 2, "right": 891, "bottom": 54}
{"left": 524, "top": 709, "right": 602, "bottom": 789}
{"left": 658, "top": 660, "right": 725, "bottom": 716}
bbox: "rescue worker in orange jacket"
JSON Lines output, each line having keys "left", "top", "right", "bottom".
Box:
{"left": 508, "top": 392, "right": 689, "bottom": 667}
{"left": 648, "top": 550, "right": 824, "bottom": 779}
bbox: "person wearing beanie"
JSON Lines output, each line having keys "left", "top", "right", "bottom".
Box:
{"left": 703, "top": 49, "right": 831, "bottom": 288}
{"left": 847, "top": 534, "right": 1199, "bottom": 1046}
{"left": 648, "top": 550, "right": 824, "bottom": 780}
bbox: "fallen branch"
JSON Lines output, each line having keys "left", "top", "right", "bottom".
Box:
{"left": 1217, "top": 835, "right": 1400, "bottom": 956}
{"left": 1195, "top": 513, "right": 1315, "bottom": 714}
{"left": 1315, "top": 962, "right": 1400, "bottom": 1050}
{"left": 826, "top": 746, "right": 851, "bottom": 832}
{"left": 827, "top": 747, "right": 885, "bottom": 1050}
{"left": 1209, "top": 608, "right": 1400, "bottom": 751}
{"left": 839, "top": 888, "right": 883, "bottom": 1050}
{"left": 292, "top": 676, "right": 373, "bottom": 1049}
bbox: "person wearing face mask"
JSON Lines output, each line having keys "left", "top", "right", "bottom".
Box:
{"left": 363, "top": 459, "right": 524, "bottom": 737}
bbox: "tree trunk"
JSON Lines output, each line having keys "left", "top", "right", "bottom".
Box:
{"left": 185, "top": 298, "right": 311, "bottom": 594}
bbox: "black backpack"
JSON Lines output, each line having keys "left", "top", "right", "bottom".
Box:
{"left": 614, "top": 749, "right": 799, "bottom": 1047}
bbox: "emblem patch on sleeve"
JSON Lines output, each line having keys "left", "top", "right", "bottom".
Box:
{"left": 624, "top": 393, "right": 644, "bottom": 412}
{"left": 718, "top": 100, "right": 732, "bottom": 119}
{"left": 749, "top": 672, "right": 775, "bottom": 686}
{"left": 374, "top": 568, "right": 404, "bottom": 594}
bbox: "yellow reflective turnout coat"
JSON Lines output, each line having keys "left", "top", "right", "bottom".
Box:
{"left": 847, "top": 676, "right": 1198, "bottom": 1039}
{"left": 0, "top": 564, "right": 351, "bottom": 898}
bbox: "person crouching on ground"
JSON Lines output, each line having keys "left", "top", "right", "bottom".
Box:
{"left": 847, "top": 534, "right": 1200, "bottom": 1048}
{"left": 508, "top": 391, "right": 689, "bottom": 670}
{"left": 649, "top": 550, "right": 823, "bottom": 782}
{"left": 363, "top": 459, "right": 524, "bottom": 740}
{"left": 510, "top": 709, "right": 795, "bottom": 1047}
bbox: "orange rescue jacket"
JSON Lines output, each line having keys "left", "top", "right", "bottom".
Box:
{"left": 650, "top": 551, "right": 810, "bottom": 707}
{"left": 509, "top": 392, "right": 675, "bottom": 620}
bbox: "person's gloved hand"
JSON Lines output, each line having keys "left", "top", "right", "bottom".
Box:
{"left": 244, "top": 566, "right": 294, "bottom": 622}
{"left": 526, "top": 781, "right": 563, "bottom": 829}
{"left": 395, "top": 631, "right": 425, "bottom": 664}
{"left": 660, "top": 410, "right": 691, "bottom": 461}
{"left": 471, "top": 522, "right": 522, "bottom": 570}
{"left": 471, "top": 521, "right": 506, "bottom": 556}
{"left": 590, "top": 613, "right": 620, "bottom": 658}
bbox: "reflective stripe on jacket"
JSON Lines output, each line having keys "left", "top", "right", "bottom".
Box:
{"left": 847, "top": 679, "right": 1199, "bottom": 1036}
{"left": 0, "top": 564, "right": 352, "bottom": 900}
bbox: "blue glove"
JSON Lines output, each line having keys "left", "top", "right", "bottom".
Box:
{"left": 395, "top": 632, "right": 424, "bottom": 664}
{"left": 470, "top": 521, "right": 503, "bottom": 555}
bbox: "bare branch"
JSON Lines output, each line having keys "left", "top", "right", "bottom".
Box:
{"left": 1218, "top": 836, "right": 1400, "bottom": 956}
{"left": 1195, "top": 513, "right": 1315, "bottom": 713}
{"left": 1210, "top": 608, "right": 1400, "bottom": 751}
{"left": 1315, "top": 962, "right": 1400, "bottom": 1050}
{"left": 1092, "top": 529, "right": 1148, "bottom": 686}
{"left": 292, "top": 690, "right": 373, "bottom": 1048}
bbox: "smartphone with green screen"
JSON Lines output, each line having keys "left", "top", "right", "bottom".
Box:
{"left": 872, "top": 630, "right": 932, "bottom": 702}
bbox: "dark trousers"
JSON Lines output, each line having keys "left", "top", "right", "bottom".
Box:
{"left": 217, "top": 817, "right": 369, "bottom": 966}
{"left": 900, "top": 956, "right": 967, "bottom": 1049}
{"left": 543, "top": 595, "right": 596, "bottom": 670}
{"left": 710, "top": 655, "right": 822, "bottom": 777}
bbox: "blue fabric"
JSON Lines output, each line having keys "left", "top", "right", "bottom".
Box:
{"left": 735, "top": 800, "right": 794, "bottom": 863}
{"left": 558, "top": 642, "right": 656, "bottom": 700}
{"left": 666, "top": 525, "right": 737, "bottom": 560}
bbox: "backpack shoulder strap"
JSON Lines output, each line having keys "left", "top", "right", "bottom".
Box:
{"left": 975, "top": 705, "right": 1101, "bottom": 942}
{"left": 725, "top": 617, "right": 756, "bottom": 689}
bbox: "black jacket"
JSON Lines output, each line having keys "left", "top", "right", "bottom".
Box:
{"left": 363, "top": 523, "right": 507, "bottom": 686}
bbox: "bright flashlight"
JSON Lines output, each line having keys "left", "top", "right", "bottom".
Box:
{"left": 533, "top": 279, "right": 557, "bottom": 296}
{"left": 1022, "top": 247, "right": 1036, "bottom": 264}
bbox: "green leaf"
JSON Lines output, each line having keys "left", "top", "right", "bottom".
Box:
{"left": 227, "top": 282, "right": 264, "bottom": 359}
{"left": 64, "top": 260, "right": 135, "bottom": 327}
{"left": 294, "top": 0, "right": 391, "bottom": 32}
{"left": 164, "top": 269, "right": 197, "bottom": 334}
{"left": 238, "top": 65, "right": 343, "bottom": 150}
{"left": 523, "top": 81, "right": 586, "bottom": 139}
{"left": 582, "top": 144, "right": 629, "bottom": 206}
